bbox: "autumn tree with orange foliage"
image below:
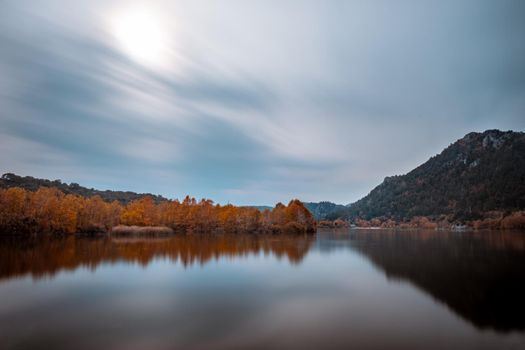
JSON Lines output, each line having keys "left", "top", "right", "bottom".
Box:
{"left": 121, "top": 196, "right": 158, "bottom": 226}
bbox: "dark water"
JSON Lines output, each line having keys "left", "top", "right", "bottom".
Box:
{"left": 1, "top": 230, "right": 524, "bottom": 350}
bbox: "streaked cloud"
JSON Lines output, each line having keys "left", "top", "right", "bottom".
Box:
{"left": 1, "top": 0, "right": 524, "bottom": 204}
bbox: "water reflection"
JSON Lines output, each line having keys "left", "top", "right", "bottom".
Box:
{"left": 1, "top": 230, "right": 525, "bottom": 349}
{"left": 321, "top": 229, "right": 525, "bottom": 332}
{"left": 0, "top": 234, "right": 314, "bottom": 280}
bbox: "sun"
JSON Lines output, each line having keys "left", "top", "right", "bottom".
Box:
{"left": 111, "top": 6, "right": 170, "bottom": 68}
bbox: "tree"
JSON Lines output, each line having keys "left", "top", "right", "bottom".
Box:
{"left": 121, "top": 196, "right": 157, "bottom": 226}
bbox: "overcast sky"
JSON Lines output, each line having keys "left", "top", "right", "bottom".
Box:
{"left": 1, "top": 0, "right": 524, "bottom": 205}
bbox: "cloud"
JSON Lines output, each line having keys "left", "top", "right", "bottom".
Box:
{"left": 1, "top": 0, "right": 524, "bottom": 204}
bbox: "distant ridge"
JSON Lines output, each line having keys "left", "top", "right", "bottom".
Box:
{"left": 0, "top": 173, "right": 167, "bottom": 204}
{"left": 304, "top": 202, "right": 347, "bottom": 220}
{"left": 331, "top": 130, "right": 525, "bottom": 221}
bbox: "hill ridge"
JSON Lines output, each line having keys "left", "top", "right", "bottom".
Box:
{"left": 0, "top": 173, "right": 167, "bottom": 205}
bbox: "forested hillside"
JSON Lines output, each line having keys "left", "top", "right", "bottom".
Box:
{"left": 331, "top": 130, "right": 525, "bottom": 222}
{"left": 0, "top": 173, "right": 167, "bottom": 204}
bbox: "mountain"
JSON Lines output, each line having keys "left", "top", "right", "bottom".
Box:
{"left": 0, "top": 173, "right": 167, "bottom": 204}
{"left": 330, "top": 130, "right": 525, "bottom": 221}
{"left": 304, "top": 201, "right": 347, "bottom": 220}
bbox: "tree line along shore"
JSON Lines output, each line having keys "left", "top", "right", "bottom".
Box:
{"left": 2, "top": 186, "right": 524, "bottom": 236}
{"left": 318, "top": 212, "right": 525, "bottom": 230}
{"left": 0, "top": 187, "right": 316, "bottom": 235}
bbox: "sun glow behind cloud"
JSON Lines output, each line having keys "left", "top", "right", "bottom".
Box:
{"left": 110, "top": 4, "right": 173, "bottom": 69}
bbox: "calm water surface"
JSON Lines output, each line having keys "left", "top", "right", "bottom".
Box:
{"left": 1, "top": 229, "right": 524, "bottom": 350}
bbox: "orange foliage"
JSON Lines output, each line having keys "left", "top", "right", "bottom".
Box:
{"left": 121, "top": 196, "right": 158, "bottom": 226}
{"left": 0, "top": 188, "right": 316, "bottom": 235}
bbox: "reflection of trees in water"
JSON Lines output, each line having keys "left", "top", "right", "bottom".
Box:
{"left": 0, "top": 234, "right": 315, "bottom": 280}
{"left": 342, "top": 229, "right": 525, "bottom": 333}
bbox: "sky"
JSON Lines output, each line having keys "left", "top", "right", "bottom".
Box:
{"left": 1, "top": 0, "right": 524, "bottom": 205}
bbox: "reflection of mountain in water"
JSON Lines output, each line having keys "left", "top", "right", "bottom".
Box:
{"left": 341, "top": 230, "right": 525, "bottom": 333}
{"left": 0, "top": 234, "right": 314, "bottom": 280}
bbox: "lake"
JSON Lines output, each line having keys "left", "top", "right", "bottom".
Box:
{"left": 1, "top": 229, "right": 524, "bottom": 349}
